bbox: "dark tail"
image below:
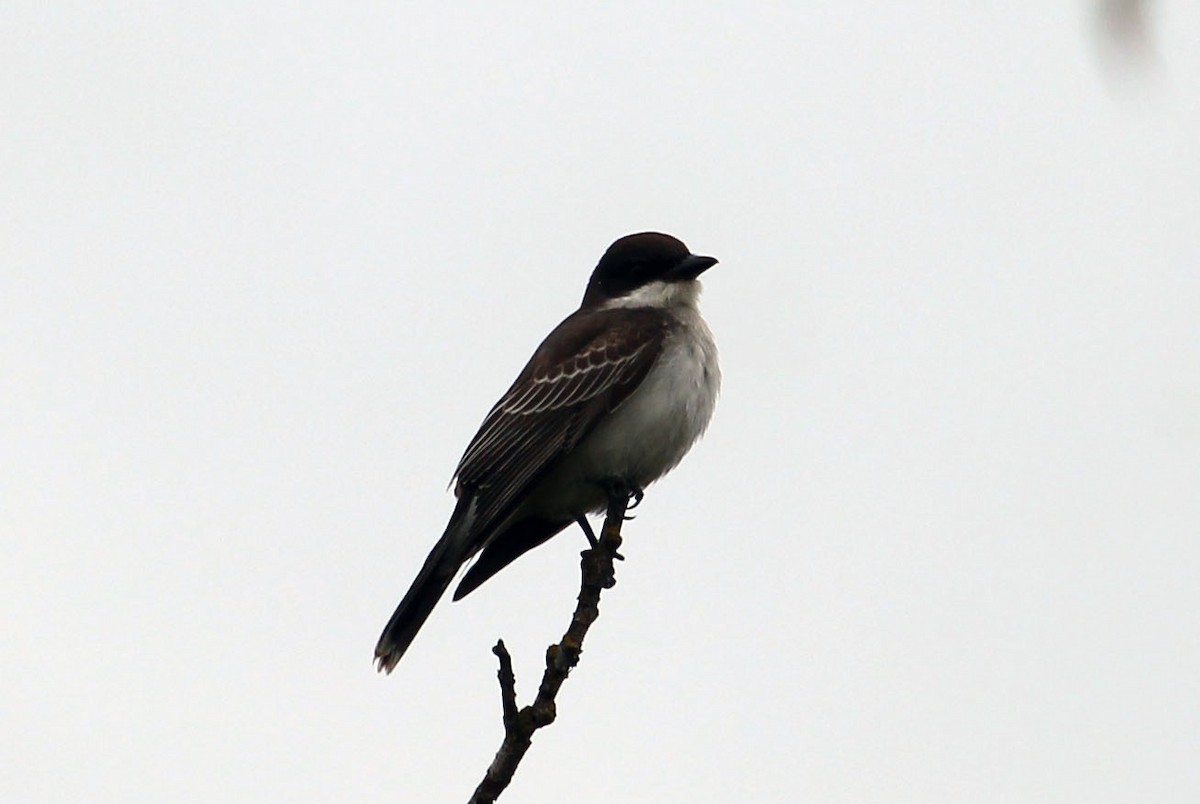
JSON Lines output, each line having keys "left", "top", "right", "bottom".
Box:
{"left": 374, "top": 497, "right": 475, "bottom": 673}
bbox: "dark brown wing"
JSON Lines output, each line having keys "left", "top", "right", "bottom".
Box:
{"left": 451, "top": 307, "right": 671, "bottom": 545}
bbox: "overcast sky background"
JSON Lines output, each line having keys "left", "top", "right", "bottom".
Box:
{"left": 3, "top": 3, "right": 1199, "bottom": 802}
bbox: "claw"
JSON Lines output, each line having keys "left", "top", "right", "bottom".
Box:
{"left": 596, "top": 477, "right": 647, "bottom": 528}
{"left": 627, "top": 484, "right": 645, "bottom": 510}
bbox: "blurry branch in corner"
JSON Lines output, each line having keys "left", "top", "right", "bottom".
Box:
{"left": 1092, "top": 0, "right": 1157, "bottom": 79}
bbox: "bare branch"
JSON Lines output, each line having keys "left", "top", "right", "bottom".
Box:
{"left": 468, "top": 488, "right": 630, "bottom": 803}
{"left": 492, "top": 640, "right": 519, "bottom": 731}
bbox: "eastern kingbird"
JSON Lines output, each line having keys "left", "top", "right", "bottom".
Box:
{"left": 375, "top": 232, "right": 720, "bottom": 672}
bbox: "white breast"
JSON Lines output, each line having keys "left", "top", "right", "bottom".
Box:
{"left": 581, "top": 307, "right": 720, "bottom": 485}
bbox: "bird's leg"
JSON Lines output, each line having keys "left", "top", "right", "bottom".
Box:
{"left": 588, "top": 476, "right": 647, "bottom": 561}
{"left": 575, "top": 515, "right": 599, "bottom": 548}
{"left": 575, "top": 514, "right": 623, "bottom": 559}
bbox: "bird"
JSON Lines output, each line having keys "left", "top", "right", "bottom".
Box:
{"left": 374, "top": 232, "right": 720, "bottom": 672}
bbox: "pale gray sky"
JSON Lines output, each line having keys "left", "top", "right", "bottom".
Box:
{"left": 3, "top": 3, "right": 1199, "bottom": 802}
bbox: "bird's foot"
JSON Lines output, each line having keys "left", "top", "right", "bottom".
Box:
{"left": 597, "top": 477, "right": 645, "bottom": 522}
{"left": 575, "top": 515, "right": 599, "bottom": 548}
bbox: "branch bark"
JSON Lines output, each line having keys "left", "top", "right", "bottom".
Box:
{"left": 468, "top": 489, "right": 630, "bottom": 803}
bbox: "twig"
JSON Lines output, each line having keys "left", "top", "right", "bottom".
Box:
{"left": 468, "top": 488, "right": 629, "bottom": 803}
{"left": 492, "top": 640, "right": 519, "bottom": 731}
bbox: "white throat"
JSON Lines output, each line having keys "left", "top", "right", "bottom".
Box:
{"left": 601, "top": 279, "right": 702, "bottom": 311}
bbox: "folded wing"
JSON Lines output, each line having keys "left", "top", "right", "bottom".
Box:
{"left": 452, "top": 307, "right": 672, "bottom": 559}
